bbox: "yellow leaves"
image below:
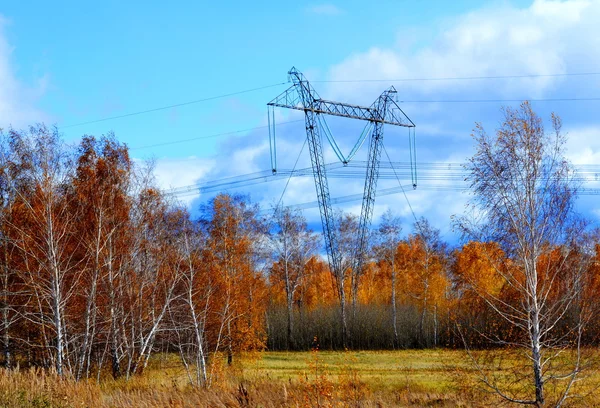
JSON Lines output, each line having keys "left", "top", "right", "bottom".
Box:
{"left": 356, "top": 262, "right": 387, "bottom": 305}
{"left": 202, "top": 194, "right": 269, "bottom": 355}
{"left": 395, "top": 236, "right": 450, "bottom": 311}
{"left": 453, "top": 241, "right": 506, "bottom": 299}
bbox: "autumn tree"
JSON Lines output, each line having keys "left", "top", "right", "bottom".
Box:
{"left": 68, "top": 135, "right": 132, "bottom": 379}
{"left": 0, "top": 131, "right": 25, "bottom": 368}
{"left": 583, "top": 233, "right": 600, "bottom": 341}
{"left": 401, "top": 218, "right": 448, "bottom": 347}
{"left": 334, "top": 211, "right": 359, "bottom": 347}
{"left": 452, "top": 241, "right": 508, "bottom": 346}
{"left": 168, "top": 214, "right": 210, "bottom": 387}
{"left": 269, "top": 206, "right": 319, "bottom": 349}
{"left": 6, "top": 125, "right": 78, "bottom": 376}
{"left": 122, "top": 184, "right": 184, "bottom": 378}
{"left": 456, "top": 102, "right": 591, "bottom": 406}
{"left": 373, "top": 209, "right": 402, "bottom": 348}
{"left": 201, "top": 194, "right": 268, "bottom": 365}
{"left": 298, "top": 256, "right": 338, "bottom": 309}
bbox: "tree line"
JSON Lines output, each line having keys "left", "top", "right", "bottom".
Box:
{"left": 0, "top": 125, "right": 268, "bottom": 384}
{"left": 0, "top": 104, "right": 598, "bottom": 404}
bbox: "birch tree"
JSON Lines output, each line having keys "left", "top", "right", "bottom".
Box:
{"left": 456, "top": 102, "right": 591, "bottom": 407}
{"left": 412, "top": 218, "right": 447, "bottom": 347}
{"left": 201, "top": 194, "right": 268, "bottom": 365}
{"left": 331, "top": 211, "right": 359, "bottom": 347}
{"left": 0, "top": 133, "right": 24, "bottom": 368}
{"left": 122, "top": 187, "right": 183, "bottom": 378}
{"left": 374, "top": 209, "right": 402, "bottom": 348}
{"left": 71, "top": 135, "right": 132, "bottom": 380}
{"left": 269, "top": 207, "right": 319, "bottom": 349}
{"left": 169, "top": 215, "right": 210, "bottom": 387}
{"left": 7, "top": 126, "right": 79, "bottom": 376}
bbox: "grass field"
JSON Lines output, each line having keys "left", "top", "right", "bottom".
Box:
{"left": 243, "top": 350, "right": 465, "bottom": 393}
{"left": 0, "top": 349, "right": 598, "bottom": 407}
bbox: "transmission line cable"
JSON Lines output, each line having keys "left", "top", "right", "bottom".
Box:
{"left": 57, "top": 72, "right": 600, "bottom": 130}
{"left": 59, "top": 82, "right": 288, "bottom": 129}
{"left": 315, "top": 72, "right": 600, "bottom": 83}
{"left": 382, "top": 144, "right": 419, "bottom": 225}
{"left": 130, "top": 119, "right": 304, "bottom": 150}
{"left": 275, "top": 138, "right": 307, "bottom": 211}
{"left": 398, "top": 97, "right": 600, "bottom": 103}
{"left": 166, "top": 160, "right": 600, "bottom": 197}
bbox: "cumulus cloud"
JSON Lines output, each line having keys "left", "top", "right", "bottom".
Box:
{"left": 326, "top": 0, "right": 600, "bottom": 102}
{"left": 0, "top": 17, "right": 49, "bottom": 128}
{"left": 164, "top": 0, "right": 600, "bottom": 240}
{"left": 566, "top": 126, "right": 600, "bottom": 165}
{"left": 307, "top": 0, "right": 600, "bottom": 237}
{"left": 151, "top": 156, "right": 216, "bottom": 207}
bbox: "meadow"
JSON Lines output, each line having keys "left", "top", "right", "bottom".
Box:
{"left": 0, "top": 349, "right": 598, "bottom": 407}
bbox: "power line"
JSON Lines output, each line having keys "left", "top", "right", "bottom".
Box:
{"left": 397, "top": 97, "right": 600, "bottom": 103}
{"left": 275, "top": 138, "right": 307, "bottom": 209}
{"left": 130, "top": 119, "right": 304, "bottom": 150}
{"left": 126, "top": 96, "right": 599, "bottom": 150}
{"left": 383, "top": 144, "right": 419, "bottom": 224}
{"left": 315, "top": 72, "right": 600, "bottom": 83}
{"left": 279, "top": 183, "right": 417, "bottom": 213}
{"left": 57, "top": 71, "right": 600, "bottom": 131}
{"left": 132, "top": 93, "right": 597, "bottom": 150}
{"left": 59, "top": 82, "right": 288, "bottom": 129}
{"left": 166, "top": 161, "right": 600, "bottom": 195}
{"left": 165, "top": 160, "right": 600, "bottom": 211}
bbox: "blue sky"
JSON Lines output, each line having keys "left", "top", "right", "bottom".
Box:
{"left": 1, "top": 0, "right": 599, "bottom": 242}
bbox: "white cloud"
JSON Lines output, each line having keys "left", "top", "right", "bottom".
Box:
{"left": 152, "top": 156, "right": 216, "bottom": 206}
{"left": 326, "top": 0, "right": 600, "bottom": 102}
{"left": 566, "top": 126, "right": 600, "bottom": 165}
{"left": 308, "top": 0, "right": 600, "bottom": 236}
{"left": 159, "top": 0, "right": 600, "bottom": 240}
{"left": 0, "top": 17, "right": 49, "bottom": 128}
{"left": 229, "top": 142, "right": 270, "bottom": 175}
{"left": 307, "top": 4, "right": 343, "bottom": 15}
{"left": 566, "top": 126, "right": 600, "bottom": 222}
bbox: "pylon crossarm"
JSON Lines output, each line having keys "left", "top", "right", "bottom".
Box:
{"left": 268, "top": 94, "right": 414, "bottom": 127}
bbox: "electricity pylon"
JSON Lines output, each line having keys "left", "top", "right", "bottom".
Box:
{"left": 268, "top": 67, "right": 415, "bottom": 311}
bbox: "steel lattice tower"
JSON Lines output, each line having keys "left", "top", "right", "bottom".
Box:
{"left": 268, "top": 67, "right": 415, "bottom": 299}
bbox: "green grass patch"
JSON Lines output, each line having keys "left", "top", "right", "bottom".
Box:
{"left": 242, "top": 349, "right": 471, "bottom": 393}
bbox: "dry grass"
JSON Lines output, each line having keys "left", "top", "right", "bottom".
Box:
{"left": 0, "top": 349, "right": 598, "bottom": 407}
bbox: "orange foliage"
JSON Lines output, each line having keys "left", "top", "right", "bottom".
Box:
{"left": 202, "top": 194, "right": 268, "bottom": 357}
{"left": 357, "top": 262, "right": 389, "bottom": 305}
{"left": 397, "top": 236, "right": 450, "bottom": 312}
{"left": 453, "top": 241, "right": 507, "bottom": 303}
{"left": 295, "top": 257, "right": 337, "bottom": 309}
